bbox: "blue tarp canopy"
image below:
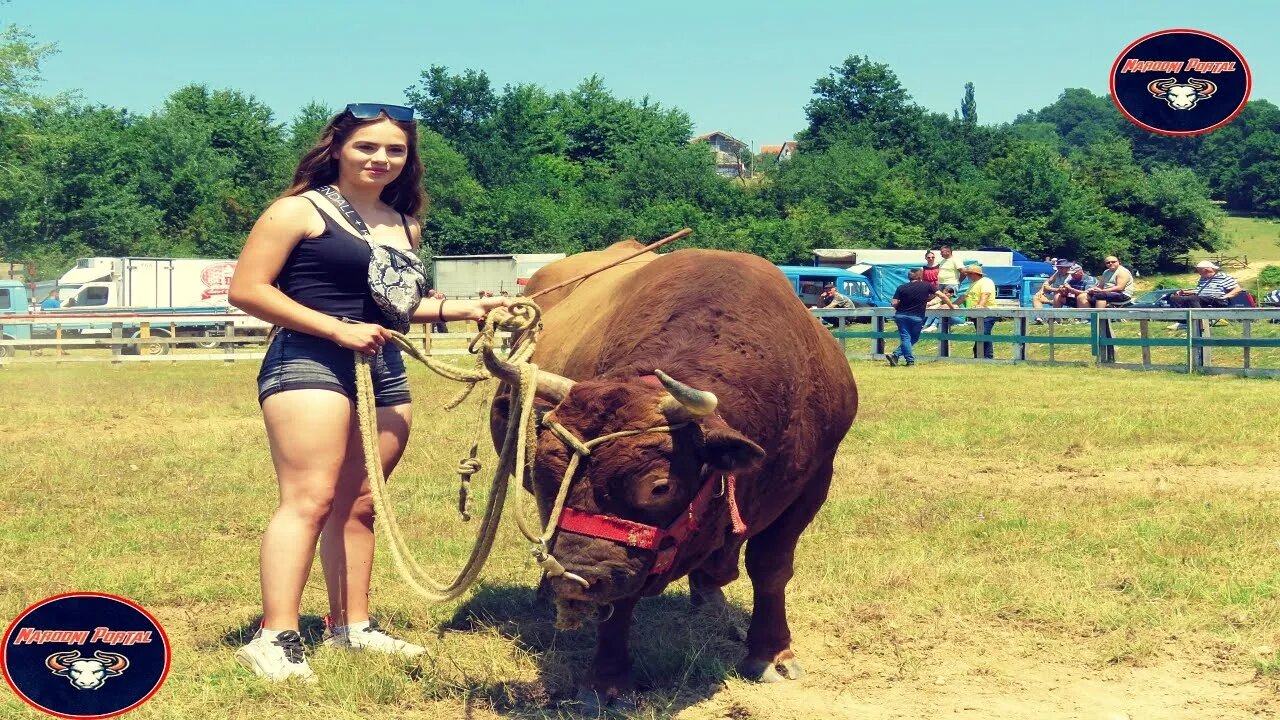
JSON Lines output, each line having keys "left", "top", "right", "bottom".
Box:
{"left": 859, "top": 263, "right": 1024, "bottom": 299}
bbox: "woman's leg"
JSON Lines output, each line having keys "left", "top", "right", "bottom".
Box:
{"left": 259, "top": 389, "right": 355, "bottom": 631}
{"left": 321, "top": 402, "right": 413, "bottom": 627}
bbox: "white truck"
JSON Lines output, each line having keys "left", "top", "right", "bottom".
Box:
{"left": 31, "top": 257, "right": 267, "bottom": 354}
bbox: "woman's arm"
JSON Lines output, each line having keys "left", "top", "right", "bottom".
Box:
{"left": 411, "top": 296, "right": 509, "bottom": 323}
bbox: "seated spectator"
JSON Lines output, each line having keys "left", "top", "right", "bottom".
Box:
{"left": 1082, "top": 256, "right": 1135, "bottom": 308}
{"left": 1054, "top": 265, "right": 1096, "bottom": 318}
{"left": 811, "top": 282, "right": 855, "bottom": 327}
{"left": 921, "top": 287, "right": 956, "bottom": 332}
{"left": 1168, "top": 261, "right": 1240, "bottom": 309}
{"left": 1032, "top": 259, "right": 1074, "bottom": 323}
{"left": 1166, "top": 261, "right": 1241, "bottom": 330}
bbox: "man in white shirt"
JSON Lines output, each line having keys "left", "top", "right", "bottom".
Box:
{"left": 935, "top": 245, "right": 965, "bottom": 292}
{"left": 1082, "top": 256, "right": 1135, "bottom": 308}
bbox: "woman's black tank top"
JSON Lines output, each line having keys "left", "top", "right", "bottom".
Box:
{"left": 275, "top": 197, "right": 414, "bottom": 327}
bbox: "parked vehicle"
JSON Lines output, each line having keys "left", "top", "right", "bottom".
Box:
{"left": 1, "top": 257, "right": 267, "bottom": 356}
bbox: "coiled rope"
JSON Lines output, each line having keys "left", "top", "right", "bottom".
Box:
{"left": 355, "top": 298, "right": 594, "bottom": 603}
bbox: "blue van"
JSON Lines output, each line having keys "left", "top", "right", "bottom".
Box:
{"left": 776, "top": 266, "right": 876, "bottom": 308}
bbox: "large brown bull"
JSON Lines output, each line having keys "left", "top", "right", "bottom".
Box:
{"left": 489, "top": 242, "right": 857, "bottom": 706}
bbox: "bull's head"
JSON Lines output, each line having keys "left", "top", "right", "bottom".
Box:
{"left": 46, "top": 650, "right": 129, "bottom": 689}
{"left": 486, "top": 354, "right": 764, "bottom": 626}
{"left": 1148, "top": 76, "right": 1216, "bottom": 110}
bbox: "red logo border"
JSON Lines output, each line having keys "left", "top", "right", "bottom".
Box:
{"left": 2, "top": 592, "right": 172, "bottom": 720}
{"left": 1109, "top": 28, "right": 1252, "bottom": 137}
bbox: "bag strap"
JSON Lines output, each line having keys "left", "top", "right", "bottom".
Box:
{"left": 314, "top": 185, "right": 373, "bottom": 239}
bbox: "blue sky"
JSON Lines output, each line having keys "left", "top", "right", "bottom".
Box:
{"left": 5, "top": 0, "right": 1275, "bottom": 149}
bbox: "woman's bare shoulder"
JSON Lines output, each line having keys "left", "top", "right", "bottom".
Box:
{"left": 259, "top": 195, "right": 324, "bottom": 237}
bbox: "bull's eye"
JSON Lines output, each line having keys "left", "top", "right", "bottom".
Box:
{"left": 651, "top": 483, "right": 671, "bottom": 497}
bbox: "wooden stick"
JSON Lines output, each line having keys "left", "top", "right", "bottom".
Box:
{"left": 527, "top": 228, "right": 692, "bottom": 300}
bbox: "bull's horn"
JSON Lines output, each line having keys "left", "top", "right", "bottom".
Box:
{"left": 654, "top": 369, "right": 718, "bottom": 419}
{"left": 533, "top": 370, "right": 575, "bottom": 404}
{"left": 94, "top": 651, "right": 129, "bottom": 672}
{"left": 480, "top": 351, "right": 575, "bottom": 403}
{"left": 46, "top": 651, "right": 79, "bottom": 672}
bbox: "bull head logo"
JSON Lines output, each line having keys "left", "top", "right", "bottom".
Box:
{"left": 1148, "top": 77, "right": 1217, "bottom": 110}
{"left": 46, "top": 650, "right": 130, "bottom": 690}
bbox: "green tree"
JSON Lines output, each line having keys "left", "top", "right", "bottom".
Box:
{"left": 801, "top": 55, "right": 924, "bottom": 152}
{"left": 960, "top": 82, "right": 977, "bottom": 125}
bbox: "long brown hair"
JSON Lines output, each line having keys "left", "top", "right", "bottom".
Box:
{"left": 282, "top": 110, "right": 427, "bottom": 216}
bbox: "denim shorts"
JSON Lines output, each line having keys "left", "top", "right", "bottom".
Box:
{"left": 257, "top": 328, "right": 411, "bottom": 407}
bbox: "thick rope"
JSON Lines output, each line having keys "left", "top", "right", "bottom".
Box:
{"left": 355, "top": 301, "right": 542, "bottom": 603}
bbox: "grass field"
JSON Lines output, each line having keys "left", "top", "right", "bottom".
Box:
{"left": 1207, "top": 216, "right": 1280, "bottom": 265}
{"left": 2, "top": 359, "right": 1280, "bottom": 718}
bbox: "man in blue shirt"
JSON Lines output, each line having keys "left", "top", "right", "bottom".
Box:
{"left": 1053, "top": 265, "right": 1095, "bottom": 307}
{"left": 39, "top": 289, "right": 61, "bottom": 310}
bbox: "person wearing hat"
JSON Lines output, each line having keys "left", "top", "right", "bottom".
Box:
{"left": 811, "top": 281, "right": 855, "bottom": 326}
{"left": 1166, "top": 262, "right": 1241, "bottom": 332}
{"left": 1055, "top": 265, "right": 1096, "bottom": 319}
{"left": 955, "top": 264, "right": 998, "bottom": 359}
{"left": 1168, "top": 261, "right": 1241, "bottom": 309}
{"left": 1031, "top": 259, "right": 1075, "bottom": 323}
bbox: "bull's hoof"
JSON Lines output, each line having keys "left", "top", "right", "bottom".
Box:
{"left": 690, "top": 586, "right": 727, "bottom": 611}
{"left": 573, "top": 685, "right": 637, "bottom": 715}
{"left": 737, "top": 654, "right": 806, "bottom": 683}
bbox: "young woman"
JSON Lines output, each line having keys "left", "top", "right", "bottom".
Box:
{"left": 228, "top": 103, "right": 507, "bottom": 682}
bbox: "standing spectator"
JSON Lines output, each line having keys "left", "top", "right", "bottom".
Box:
{"left": 1031, "top": 259, "right": 1074, "bottom": 323}
{"left": 955, "top": 264, "right": 997, "bottom": 359}
{"left": 935, "top": 245, "right": 964, "bottom": 292}
{"left": 1082, "top": 256, "right": 1135, "bottom": 308}
{"left": 887, "top": 269, "right": 954, "bottom": 366}
{"left": 922, "top": 251, "right": 941, "bottom": 288}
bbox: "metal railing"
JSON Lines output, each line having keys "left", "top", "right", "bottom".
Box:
{"left": 815, "top": 306, "right": 1280, "bottom": 378}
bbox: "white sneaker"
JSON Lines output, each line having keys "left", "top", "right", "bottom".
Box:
{"left": 235, "top": 629, "right": 316, "bottom": 683}
{"left": 921, "top": 326, "right": 938, "bottom": 333}
{"left": 322, "top": 619, "right": 425, "bottom": 657}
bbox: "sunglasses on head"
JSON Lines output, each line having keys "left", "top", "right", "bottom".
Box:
{"left": 345, "top": 103, "right": 415, "bottom": 122}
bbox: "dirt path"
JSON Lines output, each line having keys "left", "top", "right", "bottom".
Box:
{"left": 672, "top": 637, "right": 1272, "bottom": 720}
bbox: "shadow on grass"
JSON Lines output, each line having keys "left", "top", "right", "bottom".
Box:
{"left": 441, "top": 582, "right": 751, "bottom": 718}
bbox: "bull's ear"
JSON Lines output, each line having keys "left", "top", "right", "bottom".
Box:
{"left": 701, "top": 426, "right": 765, "bottom": 471}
